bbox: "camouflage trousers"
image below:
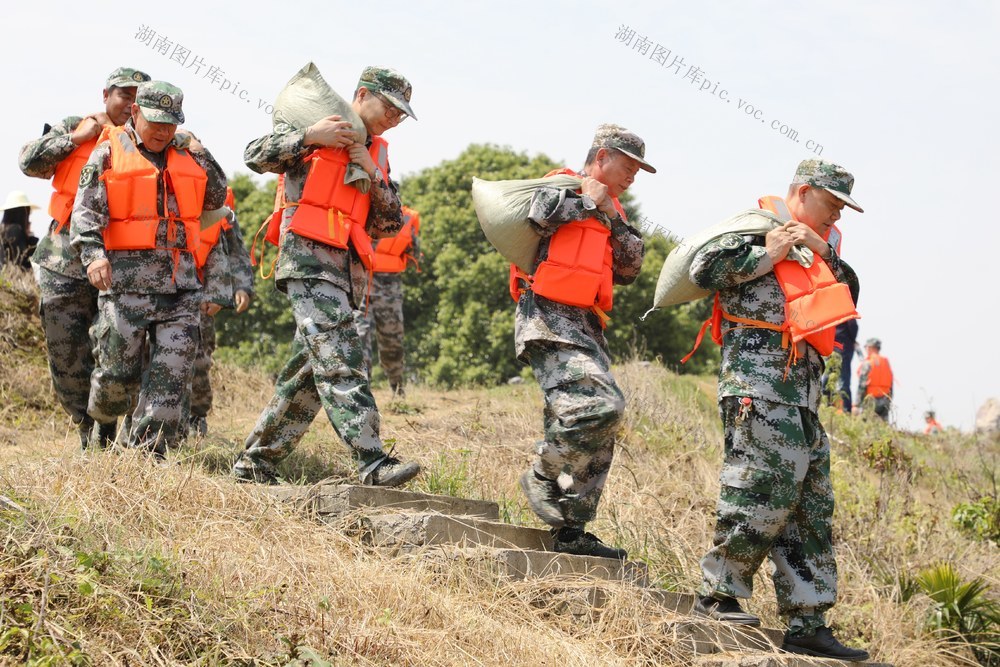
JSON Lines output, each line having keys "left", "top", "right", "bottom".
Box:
{"left": 37, "top": 268, "right": 99, "bottom": 427}
{"left": 236, "top": 278, "right": 388, "bottom": 479}
{"left": 863, "top": 395, "right": 891, "bottom": 422}
{"left": 354, "top": 272, "right": 405, "bottom": 390}
{"left": 89, "top": 290, "right": 200, "bottom": 453}
{"left": 700, "top": 396, "right": 837, "bottom": 635}
{"left": 524, "top": 339, "right": 625, "bottom": 526}
{"left": 188, "top": 313, "right": 216, "bottom": 419}
{"left": 129, "top": 312, "right": 214, "bottom": 430}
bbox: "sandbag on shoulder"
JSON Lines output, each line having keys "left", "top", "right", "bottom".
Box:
{"left": 272, "top": 62, "right": 373, "bottom": 193}
{"left": 471, "top": 174, "right": 583, "bottom": 272}
{"left": 651, "top": 209, "right": 814, "bottom": 309}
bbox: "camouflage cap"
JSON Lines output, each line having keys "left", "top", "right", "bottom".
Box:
{"left": 865, "top": 337, "right": 881, "bottom": 349}
{"left": 135, "top": 81, "right": 185, "bottom": 124}
{"left": 924, "top": 410, "right": 936, "bottom": 419}
{"left": 792, "top": 159, "right": 863, "bottom": 213}
{"left": 592, "top": 123, "right": 655, "bottom": 173}
{"left": 357, "top": 66, "right": 417, "bottom": 120}
{"left": 106, "top": 67, "right": 151, "bottom": 90}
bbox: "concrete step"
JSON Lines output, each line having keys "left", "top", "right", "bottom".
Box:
{"left": 695, "top": 651, "right": 891, "bottom": 666}
{"left": 362, "top": 513, "right": 552, "bottom": 551}
{"left": 664, "top": 619, "right": 784, "bottom": 655}
{"left": 432, "top": 545, "right": 650, "bottom": 587}
{"left": 532, "top": 585, "right": 692, "bottom": 619}
{"left": 262, "top": 484, "right": 499, "bottom": 520}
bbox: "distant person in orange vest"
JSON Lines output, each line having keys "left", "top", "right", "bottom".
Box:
{"left": 923, "top": 410, "right": 943, "bottom": 435}
{"left": 19, "top": 67, "right": 150, "bottom": 448}
{"left": 857, "top": 337, "right": 893, "bottom": 421}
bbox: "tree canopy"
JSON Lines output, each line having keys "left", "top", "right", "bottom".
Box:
{"left": 215, "top": 145, "right": 718, "bottom": 383}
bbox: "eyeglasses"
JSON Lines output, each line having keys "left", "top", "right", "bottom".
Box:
{"left": 373, "top": 92, "right": 407, "bottom": 122}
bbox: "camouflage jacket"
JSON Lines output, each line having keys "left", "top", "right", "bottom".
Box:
{"left": 690, "top": 230, "right": 860, "bottom": 408}
{"left": 70, "top": 120, "right": 230, "bottom": 302}
{"left": 220, "top": 208, "right": 255, "bottom": 300}
{"left": 857, "top": 354, "right": 893, "bottom": 399}
{"left": 514, "top": 177, "right": 645, "bottom": 358}
{"left": 243, "top": 123, "right": 402, "bottom": 304}
{"left": 19, "top": 115, "right": 88, "bottom": 278}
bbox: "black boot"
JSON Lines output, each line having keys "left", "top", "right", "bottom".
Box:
{"left": 77, "top": 418, "right": 95, "bottom": 450}
{"left": 363, "top": 455, "right": 420, "bottom": 487}
{"left": 782, "top": 626, "right": 870, "bottom": 662}
{"left": 519, "top": 470, "right": 565, "bottom": 527}
{"left": 551, "top": 525, "right": 627, "bottom": 560}
{"left": 90, "top": 421, "right": 117, "bottom": 450}
{"left": 692, "top": 595, "right": 761, "bottom": 626}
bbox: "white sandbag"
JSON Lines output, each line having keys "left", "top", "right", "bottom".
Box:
{"left": 472, "top": 175, "right": 583, "bottom": 272}
{"left": 651, "top": 209, "right": 814, "bottom": 309}
{"left": 272, "top": 62, "right": 372, "bottom": 193}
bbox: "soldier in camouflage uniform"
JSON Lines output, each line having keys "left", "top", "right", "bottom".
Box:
{"left": 354, "top": 203, "right": 417, "bottom": 397}
{"left": 516, "top": 124, "right": 652, "bottom": 561}
{"left": 233, "top": 66, "right": 421, "bottom": 487}
{"left": 355, "top": 271, "right": 407, "bottom": 394}
{"left": 19, "top": 67, "right": 150, "bottom": 448}
{"left": 71, "top": 80, "right": 230, "bottom": 457}
{"left": 187, "top": 193, "right": 255, "bottom": 436}
{"left": 690, "top": 160, "right": 869, "bottom": 662}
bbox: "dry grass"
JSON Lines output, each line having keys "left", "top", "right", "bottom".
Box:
{"left": 1, "top": 271, "right": 997, "bottom": 666}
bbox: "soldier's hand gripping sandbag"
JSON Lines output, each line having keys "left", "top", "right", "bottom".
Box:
{"left": 471, "top": 174, "right": 584, "bottom": 272}
{"left": 272, "top": 62, "right": 373, "bottom": 193}
{"left": 650, "top": 209, "right": 814, "bottom": 310}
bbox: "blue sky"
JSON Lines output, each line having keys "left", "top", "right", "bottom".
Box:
{"left": 4, "top": 0, "right": 997, "bottom": 431}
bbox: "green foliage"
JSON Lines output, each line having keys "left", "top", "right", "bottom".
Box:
{"left": 953, "top": 496, "right": 1000, "bottom": 544}
{"left": 861, "top": 436, "right": 913, "bottom": 474}
{"left": 916, "top": 562, "right": 1000, "bottom": 664}
{"left": 399, "top": 143, "right": 717, "bottom": 387}
{"left": 213, "top": 148, "right": 720, "bottom": 385}
{"left": 417, "top": 449, "right": 472, "bottom": 498}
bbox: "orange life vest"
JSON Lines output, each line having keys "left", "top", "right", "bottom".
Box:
{"left": 100, "top": 126, "right": 207, "bottom": 258}
{"left": 193, "top": 187, "right": 235, "bottom": 268}
{"left": 261, "top": 136, "right": 390, "bottom": 266}
{"left": 509, "top": 168, "right": 621, "bottom": 326}
{"left": 924, "top": 418, "right": 942, "bottom": 435}
{"left": 371, "top": 204, "right": 419, "bottom": 273}
{"left": 48, "top": 130, "right": 103, "bottom": 233}
{"left": 860, "top": 352, "right": 893, "bottom": 398}
{"left": 682, "top": 196, "right": 859, "bottom": 365}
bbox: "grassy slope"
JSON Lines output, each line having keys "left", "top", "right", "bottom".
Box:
{"left": 0, "top": 266, "right": 996, "bottom": 666}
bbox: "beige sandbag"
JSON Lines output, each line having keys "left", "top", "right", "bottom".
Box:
{"left": 472, "top": 174, "right": 584, "bottom": 272}
{"left": 272, "top": 62, "right": 372, "bottom": 193}
{"left": 651, "top": 209, "right": 814, "bottom": 309}
{"left": 199, "top": 207, "right": 231, "bottom": 231}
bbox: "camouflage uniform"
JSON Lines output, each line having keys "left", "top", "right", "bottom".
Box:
{"left": 516, "top": 178, "right": 645, "bottom": 526}
{"left": 234, "top": 121, "right": 405, "bottom": 480}
{"left": 188, "top": 207, "right": 254, "bottom": 425}
{"left": 20, "top": 68, "right": 151, "bottom": 443}
{"left": 354, "top": 270, "right": 406, "bottom": 391}
{"left": 692, "top": 217, "right": 860, "bottom": 634}
{"left": 71, "top": 83, "right": 229, "bottom": 455}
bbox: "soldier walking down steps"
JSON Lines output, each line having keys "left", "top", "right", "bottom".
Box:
{"left": 513, "top": 124, "right": 654, "bottom": 561}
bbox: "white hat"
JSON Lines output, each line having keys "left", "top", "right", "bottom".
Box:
{"left": 1, "top": 191, "right": 39, "bottom": 212}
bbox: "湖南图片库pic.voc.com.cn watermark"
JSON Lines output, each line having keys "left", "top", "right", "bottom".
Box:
{"left": 614, "top": 25, "right": 825, "bottom": 156}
